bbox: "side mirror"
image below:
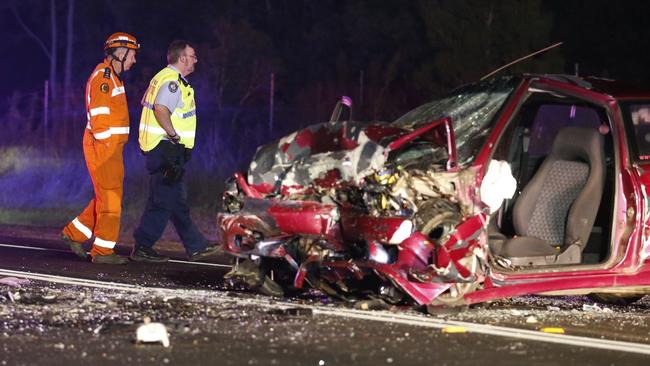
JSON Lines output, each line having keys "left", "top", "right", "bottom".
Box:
{"left": 329, "top": 96, "right": 353, "bottom": 123}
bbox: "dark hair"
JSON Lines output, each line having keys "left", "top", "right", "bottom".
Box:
{"left": 104, "top": 46, "right": 127, "bottom": 58}
{"left": 167, "top": 40, "right": 193, "bottom": 64}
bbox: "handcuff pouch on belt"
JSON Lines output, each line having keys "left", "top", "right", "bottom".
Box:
{"left": 160, "top": 141, "right": 186, "bottom": 184}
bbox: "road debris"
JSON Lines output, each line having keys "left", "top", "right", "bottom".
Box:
{"left": 18, "top": 291, "right": 57, "bottom": 304}
{"left": 354, "top": 299, "right": 391, "bottom": 311}
{"left": 509, "top": 309, "right": 525, "bottom": 316}
{"left": 267, "top": 307, "right": 313, "bottom": 316}
{"left": 0, "top": 277, "right": 31, "bottom": 287}
{"left": 0, "top": 279, "right": 649, "bottom": 364}
{"left": 525, "top": 316, "right": 538, "bottom": 324}
{"left": 7, "top": 291, "right": 19, "bottom": 302}
{"left": 582, "top": 303, "right": 613, "bottom": 313}
{"left": 136, "top": 317, "right": 170, "bottom": 347}
{"left": 441, "top": 326, "right": 467, "bottom": 333}
{"left": 540, "top": 327, "right": 565, "bottom": 334}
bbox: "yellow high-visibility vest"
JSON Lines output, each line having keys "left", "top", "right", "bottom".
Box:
{"left": 139, "top": 67, "right": 197, "bottom": 151}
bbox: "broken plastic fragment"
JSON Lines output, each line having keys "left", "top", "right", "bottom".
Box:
{"left": 525, "top": 316, "right": 538, "bottom": 324}
{"left": 368, "top": 242, "right": 390, "bottom": 264}
{"left": 540, "top": 327, "right": 565, "bottom": 334}
{"left": 582, "top": 303, "right": 612, "bottom": 313}
{"left": 136, "top": 318, "right": 170, "bottom": 347}
{"left": 7, "top": 291, "right": 16, "bottom": 302}
{"left": 441, "top": 326, "right": 467, "bottom": 333}
{"left": 388, "top": 220, "right": 413, "bottom": 244}
{"left": 0, "top": 277, "right": 31, "bottom": 287}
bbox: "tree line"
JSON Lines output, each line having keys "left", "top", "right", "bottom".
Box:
{"left": 5, "top": 0, "right": 649, "bottom": 150}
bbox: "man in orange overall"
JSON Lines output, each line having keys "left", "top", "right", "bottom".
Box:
{"left": 61, "top": 32, "right": 139, "bottom": 264}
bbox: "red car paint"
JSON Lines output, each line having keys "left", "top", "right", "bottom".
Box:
{"left": 218, "top": 74, "right": 650, "bottom": 309}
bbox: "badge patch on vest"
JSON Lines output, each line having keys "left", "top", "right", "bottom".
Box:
{"left": 103, "top": 67, "right": 111, "bottom": 79}
{"left": 100, "top": 83, "right": 109, "bottom": 93}
{"left": 168, "top": 81, "right": 178, "bottom": 93}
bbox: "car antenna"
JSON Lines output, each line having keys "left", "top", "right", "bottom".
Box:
{"left": 480, "top": 41, "right": 563, "bottom": 80}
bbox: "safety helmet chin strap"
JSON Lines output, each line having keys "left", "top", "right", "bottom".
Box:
{"left": 109, "top": 48, "right": 131, "bottom": 78}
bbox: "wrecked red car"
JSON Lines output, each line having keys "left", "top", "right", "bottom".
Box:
{"left": 217, "top": 74, "right": 650, "bottom": 311}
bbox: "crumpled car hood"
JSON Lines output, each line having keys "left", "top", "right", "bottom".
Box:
{"left": 247, "top": 120, "right": 406, "bottom": 192}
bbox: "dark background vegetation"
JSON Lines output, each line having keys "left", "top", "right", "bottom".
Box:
{"left": 1, "top": 0, "right": 649, "bottom": 232}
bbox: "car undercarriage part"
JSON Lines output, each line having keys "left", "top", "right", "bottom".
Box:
{"left": 224, "top": 258, "right": 284, "bottom": 297}
{"left": 427, "top": 256, "right": 480, "bottom": 307}
{"left": 219, "top": 152, "right": 484, "bottom": 304}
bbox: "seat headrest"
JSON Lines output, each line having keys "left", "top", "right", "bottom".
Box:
{"left": 551, "top": 126, "right": 604, "bottom": 163}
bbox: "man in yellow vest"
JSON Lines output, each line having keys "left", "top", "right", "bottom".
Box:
{"left": 131, "top": 40, "right": 217, "bottom": 262}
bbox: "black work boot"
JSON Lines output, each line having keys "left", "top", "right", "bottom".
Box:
{"left": 188, "top": 246, "right": 220, "bottom": 262}
{"left": 61, "top": 234, "right": 88, "bottom": 259}
{"left": 91, "top": 253, "right": 129, "bottom": 265}
{"left": 130, "top": 246, "right": 169, "bottom": 263}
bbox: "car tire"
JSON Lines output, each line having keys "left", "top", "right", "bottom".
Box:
{"left": 415, "top": 199, "right": 462, "bottom": 242}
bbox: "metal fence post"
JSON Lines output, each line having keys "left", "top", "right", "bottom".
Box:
{"left": 269, "top": 72, "right": 275, "bottom": 133}
{"left": 44, "top": 79, "right": 49, "bottom": 144}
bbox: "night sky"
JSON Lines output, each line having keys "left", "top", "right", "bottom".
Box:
{"left": 2, "top": 0, "right": 650, "bottom": 223}
{"left": 2, "top": 0, "right": 650, "bottom": 129}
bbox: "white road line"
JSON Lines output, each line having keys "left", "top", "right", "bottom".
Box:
{"left": 1, "top": 268, "right": 650, "bottom": 356}
{"left": 311, "top": 308, "right": 650, "bottom": 355}
{"left": 168, "top": 259, "right": 231, "bottom": 268}
{"left": 0, "top": 243, "right": 69, "bottom": 253}
{"left": 0, "top": 268, "right": 140, "bottom": 291}
{"left": 0, "top": 243, "right": 231, "bottom": 269}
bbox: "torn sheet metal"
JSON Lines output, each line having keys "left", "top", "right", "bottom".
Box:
{"left": 217, "top": 73, "right": 650, "bottom": 310}
{"left": 340, "top": 215, "right": 411, "bottom": 244}
{"left": 368, "top": 232, "right": 451, "bottom": 305}
{"left": 218, "top": 197, "right": 345, "bottom": 256}
{"left": 411, "top": 213, "right": 488, "bottom": 284}
{"left": 248, "top": 121, "right": 399, "bottom": 191}
{"left": 219, "top": 77, "right": 524, "bottom": 306}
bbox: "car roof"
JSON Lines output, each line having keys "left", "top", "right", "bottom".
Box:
{"left": 522, "top": 73, "right": 650, "bottom": 100}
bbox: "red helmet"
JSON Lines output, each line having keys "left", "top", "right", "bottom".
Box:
{"left": 104, "top": 32, "right": 140, "bottom": 51}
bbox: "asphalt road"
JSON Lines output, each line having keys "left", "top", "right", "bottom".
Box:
{"left": 1, "top": 233, "right": 650, "bottom": 365}
{"left": 0, "top": 234, "right": 232, "bottom": 290}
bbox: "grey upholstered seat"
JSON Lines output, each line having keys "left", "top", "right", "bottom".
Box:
{"left": 498, "top": 126, "right": 605, "bottom": 264}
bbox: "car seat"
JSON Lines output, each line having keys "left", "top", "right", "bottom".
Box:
{"left": 496, "top": 126, "right": 605, "bottom": 266}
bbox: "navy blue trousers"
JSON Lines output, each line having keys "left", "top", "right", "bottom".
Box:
{"left": 133, "top": 141, "right": 206, "bottom": 255}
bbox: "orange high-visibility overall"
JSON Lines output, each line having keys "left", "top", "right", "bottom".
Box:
{"left": 62, "top": 60, "right": 130, "bottom": 256}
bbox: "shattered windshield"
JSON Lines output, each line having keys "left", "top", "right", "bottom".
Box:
{"left": 392, "top": 76, "right": 520, "bottom": 165}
